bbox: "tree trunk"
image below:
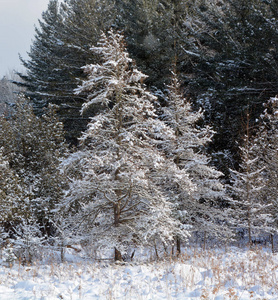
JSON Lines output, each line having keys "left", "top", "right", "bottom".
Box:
{"left": 204, "top": 231, "right": 207, "bottom": 250}
{"left": 271, "top": 234, "right": 275, "bottom": 253}
{"left": 114, "top": 202, "right": 121, "bottom": 227}
{"left": 154, "top": 243, "right": 159, "bottom": 260}
{"left": 176, "top": 237, "right": 181, "bottom": 256}
{"left": 248, "top": 206, "right": 252, "bottom": 247}
{"left": 114, "top": 247, "right": 122, "bottom": 261}
{"left": 131, "top": 250, "right": 135, "bottom": 261}
{"left": 61, "top": 245, "right": 65, "bottom": 263}
{"left": 113, "top": 201, "right": 122, "bottom": 261}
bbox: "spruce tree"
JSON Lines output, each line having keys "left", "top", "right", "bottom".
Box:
{"left": 17, "top": 0, "right": 116, "bottom": 143}
{"left": 229, "top": 111, "right": 272, "bottom": 245}
{"left": 18, "top": 0, "right": 65, "bottom": 109}
{"left": 257, "top": 96, "right": 278, "bottom": 246}
{"left": 162, "top": 68, "right": 232, "bottom": 250}
{"left": 60, "top": 30, "right": 194, "bottom": 260}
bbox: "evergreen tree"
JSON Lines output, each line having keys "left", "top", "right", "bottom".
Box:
{"left": 257, "top": 96, "right": 278, "bottom": 239}
{"left": 16, "top": 0, "right": 196, "bottom": 142}
{"left": 60, "top": 30, "right": 194, "bottom": 260}
{"left": 179, "top": 0, "right": 278, "bottom": 170}
{"left": 0, "top": 76, "right": 22, "bottom": 115}
{"left": 229, "top": 111, "right": 272, "bottom": 245}
{"left": 0, "top": 96, "right": 68, "bottom": 235}
{"left": 18, "top": 0, "right": 65, "bottom": 109}
{"left": 0, "top": 149, "right": 24, "bottom": 227}
{"left": 113, "top": 0, "right": 189, "bottom": 88}
{"left": 162, "top": 69, "right": 232, "bottom": 250}
{"left": 16, "top": 0, "right": 116, "bottom": 143}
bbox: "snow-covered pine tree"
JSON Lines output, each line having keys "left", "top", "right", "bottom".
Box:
{"left": 162, "top": 68, "right": 232, "bottom": 250}
{"left": 256, "top": 96, "right": 278, "bottom": 247}
{"left": 0, "top": 151, "right": 46, "bottom": 263}
{"left": 0, "top": 96, "right": 68, "bottom": 236}
{"left": 60, "top": 30, "right": 194, "bottom": 260}
{"left": 229, "top": 111, "right": 272, "bottom": 245}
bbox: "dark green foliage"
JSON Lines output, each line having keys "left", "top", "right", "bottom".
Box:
{"left": 114, "top": 0, "right": 193, "bottom": 88}
{"left": 0, "top": 150, "right": 24, "bottom": 225}
{"left": 16, "top": 0, "right": 195, "bottom": 142}
{"left": 17, "top": 0, "right": 115, "bottom": 144}
{"left": 114, "top": 0, "right": 173, "bottom": 87}
{"left": 0, "top": 96, "right": 68, "bottom": 234}
{"left": 178, "top": 0, "right": 278, "bottom": 170}
{"left": 16, "top": 0, "right": 278, "bottom": 171}
{"left": 18, "top": 0, "right": 66, "bottom": 109}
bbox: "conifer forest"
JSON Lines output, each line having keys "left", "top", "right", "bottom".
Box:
{"left": 1, "top": 1, "right": 278, "bottom": 298}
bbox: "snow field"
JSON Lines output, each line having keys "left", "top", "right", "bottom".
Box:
{"left": 0, "top": 246, "right": 277, "bottom": 299}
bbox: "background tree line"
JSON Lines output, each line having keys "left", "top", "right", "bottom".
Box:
{"left": 16, "top": 0, "right": 278, "bottom": 168}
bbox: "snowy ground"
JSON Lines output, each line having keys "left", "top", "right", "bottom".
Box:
{"left": 0, "top": 246, "right": 277, "bottom": 299}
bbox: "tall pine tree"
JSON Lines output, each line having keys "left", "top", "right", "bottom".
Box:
{"left": 162, "top": 68, "right": 232, "bottom": 250}
{"left": 256, "top": 96, "right": 278, "bottom": 247}
{"left": 60, "top": 30, "right": 194, "bottom": 260}
{"left": 17, "top": 0, "right": 116, "bottom": 143}
{"left": 229, "top": 111, "right": 272, "bottom": 245}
